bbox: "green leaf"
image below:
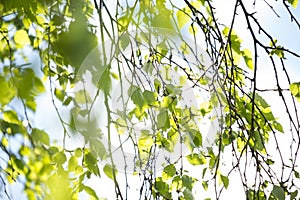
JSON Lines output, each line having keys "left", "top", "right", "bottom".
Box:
{"left": 83, "top": 185, "right": 99, "bottom": 200}
{"left": 15, "top": 68, "right": 45, "bottom": 100}
{"left": 90, "top": 139, "right": 107, "bottom": 160}
{"left": 3, "top": 110, "right": 20, "bottom": 125}
{"left": 162, "top": 164, "right": 176, "bottom": 180}
{"left": 294, "top": 170, "right": 300, "bottom": 178}
{"left": 74, "top": 148, "right": 82, "bottom": 157}
{"left": 143, "top": 90, "right": 157, "bottom": 105}
{"left": 182, "top": 175, "right": 194, "bottom": 190}
{"left": 119, "top": 33, "right": 130, "bottom": 50}
{"left": 188, "top": 129, "right": 202, "bottom": 147}
{"left": 176, "top": 10, "right": 190, "bottom": 29}
{"left": 98, "top": 68, "right": 112, "bottom": 95}
{"left": 131, "top": 88, "right": 145, "bottom": 110}
{"left": 54, "top": 88, "right": 65, "bottom": 102}
{"left": 290, "top": 82, "right": 300, "bottom": 102}
{"left": 183, "top": 188, "right": 194, "bottom": 200}
{"left": 165, "top": 84, "right": 181, "bottom": 96}
{"left": 68, "top": 156, "right": 78, "bottom": 172}
{"left": 84, "top": 152, "right": 100, "bottom": 176}
{"left": 154, "top": 178, "right": 171, "bottom": 199}
{"left": 32, "top": 128, "right": 50, "bottom": 146}
{"left": 138, "top": 136, "right": 154, "bottom": 151}
{"left": 63, "top": 96, "right": 73, "bottom": 106}
{"left": 75, "top": 89, "right": 91, "bottom": 104}
{"left": 266, "top": 159, "right": 275, "bottom": 165}
{"left": 273, "top": 121, "right": 284, "bottom": 133}
{"left": 220, "top": 175, "right": 229, "bottom": 189}
{"left": 291, "top": 190, "right": 298, "bottom": 200}
{"left": 151, "top": 8, "right": 174, "bottom": 30}
{"left": 0, "top": 76, "right": 16, "bottom": 107}
{"left": 154, "top": 79, "right": 161, "bottom": 93}
{"left": 14, "top": 30, "right": 31, "bottom": 46}
{"left": 242, "top": 49, "right": 254, "bottom": 70}
{"left": 271, "top": 185, "right": 285, "bottom": 200}
{"left": 288, "top": 0, "right": 299, "bottom": 8}
{"left": 103, "top": 164, "right": 116, "bottom": 180}
{"left": 202, "top": 181, "right": 208, "bottom": 191}
{"left": 186, "top": 153, "right": 206, "bottom": 165}
{"left": 53, "top": 151, "right": 67, "bottom": 164}
{"left": 142, "top": 62, "right": 154, "bottom": 74}
{"left": 157, "top": 109, "right": 170, "bottom": 131}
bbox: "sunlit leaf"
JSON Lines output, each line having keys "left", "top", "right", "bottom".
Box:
{"left": 288, "top": 0, "right": 299, "bottom": 8}
{"left": 290, "top": 82, "right": 300, "bottom": 102}
{"left": 54, "top": 88, "right": 65, "bottom": 102}
{"left": 162, "top": 164, "right": 176, "bottom": 180}
{"left": 242, "top": 49, "right": 254, "bottom": 70}
{"left": 68, "top": 156, "right": 78, "bottom": 172}
{"left": 83, "top": 185, "right": 99, "bottom": 200}
{"left": 3, "top": 110, "right": 20, "bottom": 125}
{"left": 32, "top": 128, "right": 50, "bottom": 146}
{"left": 176, "top": 10, "right": 190, "bottom": 29}
{"left": 103, "top": 164, "right": 116, "bottom": 180}
{"left": 186, "top": 153, "right": 206, "bottom": 165}
{"left": 138, "top": 136, "right": 154, "bottom": 151}
{"left": 14, "top": 30, "right": 30, "bottom": 46}
{"left": 53, "top": 151, "right": 67, "bottom": 164}
{"left": 202, "top": 181, "right": 208, "bottom": 191}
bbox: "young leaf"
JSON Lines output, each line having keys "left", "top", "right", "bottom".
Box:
{"left": 186, "top": 153, "right": 206, "bottom": 165}
{"left": 202, "top": 181, "right": 208, "bottom": 191}
{"left": 53, "top": 151, "right": 67, "bottom": 164}
{"left": 176, "top": 10, "right": 190, "bottom": 30}
{"left": 3, "top": 110, "right": 20, "bottom": 125}
{"left": 83, "top": 185, "right": 99, "bottom": 200}
{"left": 273, "top": 121, "right": 284, "bottom": 133}
{"left": 14, "top": 30, "right": 31, "bottom": 46}
{"left": 103, "top": 164, "right": 116, "bottom": 180}
{"left": 288, "top": 0, "right": 299, "bottom": 8}
{"left": 242, "top": 49, "right": 254, "bottom": 70}
{"left": 290, "top": 82, "right": 300, "bottom": 102}
{"left": 220, "top": 175, "right": 229, "bottom": 189}
{"left": 54, "top": 88, "right": 65, "bottom": 102}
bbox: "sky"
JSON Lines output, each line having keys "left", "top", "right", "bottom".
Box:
{"left": 6, "top": 0, "right": 300, "bottom": 199}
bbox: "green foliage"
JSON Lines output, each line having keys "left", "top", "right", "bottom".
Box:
{"left": 290, "top": 82, "right": 300, "bottom": 101}
{"left": 288, "top": 0, "right": 299, "bottom": 8}
{"left": 0, "top": 0, "right": 299, "bottom": 199}
{"left": 270, "top": 185, "right": 285, "bottom": 200}
{"left": 103, "top": 164, "right": 117, "bottom": 180}
{"left": 0, "top": 76, "right": 16, "bottom": 107}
